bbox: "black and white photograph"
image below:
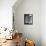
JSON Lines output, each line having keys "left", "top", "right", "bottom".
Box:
{"left": 24, "top": 14, "right": 33, "bottom": 25}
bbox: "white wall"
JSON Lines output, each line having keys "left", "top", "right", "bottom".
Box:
{"left": 0, "top": 0, "right": 16, "bottom": 30}
{"left": 41, "top": 0, "right": 46, "bottom": 46}
{"left": 13, "top": 0, "right": 41, "bottom": 46}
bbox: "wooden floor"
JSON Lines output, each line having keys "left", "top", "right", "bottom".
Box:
{"left": 0, "top": 39, "right": 16, "bottom": 46}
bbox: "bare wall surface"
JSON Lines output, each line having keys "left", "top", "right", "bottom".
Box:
{"left": 41, "top": 0, "right": 46, "bottom": 46}
{"left": 0, "top": 0, "right": 16, "bottom": 29}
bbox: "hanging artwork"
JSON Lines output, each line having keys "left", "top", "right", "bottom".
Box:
{"left": 24, "top": 14, "right": 33, "bottom": 25}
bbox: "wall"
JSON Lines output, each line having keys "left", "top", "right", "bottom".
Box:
{"left": 41, "top": 0, "right": 46, "bottom": 46}
{"left": 0, "top": 0, "right": 16, "bottom": 30}
{"left": 13, "top": 0, "right": 41, "bottom": 46}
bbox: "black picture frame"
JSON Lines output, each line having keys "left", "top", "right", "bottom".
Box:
{"left": 24, "top": 14, "right": 33, "bottom": 25}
